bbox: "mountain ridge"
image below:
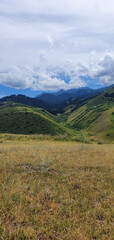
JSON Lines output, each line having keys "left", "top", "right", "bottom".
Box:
{"left": 36, "top": 85, "right": 114, "bottom": 105}
{"left": 0, "top": 86, "right": 113, "bottom": 142}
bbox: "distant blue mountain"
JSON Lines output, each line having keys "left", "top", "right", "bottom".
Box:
{"left": 36, "top": 85, "right": 113, "bottom": 105}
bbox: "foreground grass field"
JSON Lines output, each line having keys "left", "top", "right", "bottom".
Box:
{"left": 0, "top": 139, "right": 114, "bottom": 239}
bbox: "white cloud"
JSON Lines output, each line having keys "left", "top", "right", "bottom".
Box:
{"left": 0, "top": 66, "right": 34, "bottom": 89}
{"left": 0, "top": 66, "right": 86, "bottom": 91}
{"left": 90, "top": 53, "right": 114, "bottom": 85}
{"left": 0, "top": 0, "right": 114, "bottom": 15}
{"left": 0, "top": 0, "right": 114, "bottom": 90}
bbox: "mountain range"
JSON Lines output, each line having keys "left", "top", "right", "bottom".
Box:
{"left": 0, "top": 85, "right": 114, "bottom": 142}
{"left": 36, "top": 85, "right": 112, "bottom": 105}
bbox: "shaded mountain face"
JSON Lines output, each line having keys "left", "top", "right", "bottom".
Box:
{"left": 54, "top": 89, "right": 65, "bottom": 96}
{"left": 36, "top": 86, "right": 112, "bottom": 105}
{"left": 0, "top": 94, "right": 50, "bottom": 110}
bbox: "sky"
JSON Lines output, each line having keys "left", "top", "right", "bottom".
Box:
{"left": 0, "top": 0, "right": 114, "bottom": 98}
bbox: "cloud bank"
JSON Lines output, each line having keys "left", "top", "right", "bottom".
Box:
{"left": 0, "top": 0, "right": 114, "bottom": 90}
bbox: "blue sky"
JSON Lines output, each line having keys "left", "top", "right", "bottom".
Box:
{"left": 0, "top": 84, "right": 42, "bottom": 98}
{"left": 0, "top": 0, "right": 114, "bottom": 97}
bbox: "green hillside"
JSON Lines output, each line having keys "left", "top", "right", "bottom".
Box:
{"left": 0, "top": 87, "right": 114, "bottom": 141}
{"left": 0, "top": 102, "right": 73, "bottom": 135}
{"left": 64, "top": 87, "right": 114, "bottom": 139}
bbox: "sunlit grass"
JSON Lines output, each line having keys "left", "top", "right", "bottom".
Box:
{"left": 0, "top": 139, "right": 113, "bottom": 239}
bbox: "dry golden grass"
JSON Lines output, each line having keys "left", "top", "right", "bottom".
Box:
{"left": 0, "top": 140, "right": 114, "bottom": 240}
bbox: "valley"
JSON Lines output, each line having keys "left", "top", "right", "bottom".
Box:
{"left": 0, "top": 86, "right": 114, "bottom": 143}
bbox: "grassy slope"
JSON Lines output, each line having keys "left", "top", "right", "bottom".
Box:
{"left": 65, "top": 87, "right": 114, "bottom": 140}
{"left": 0, "top": 102, "right": 73, "bottom": 135}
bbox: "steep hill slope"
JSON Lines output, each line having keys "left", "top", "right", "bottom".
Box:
{"left": 0, "top": 102, "right": 72, "bottom": 135}
{"left": 65, "top": 87, "right": 114, "bottom": 138}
